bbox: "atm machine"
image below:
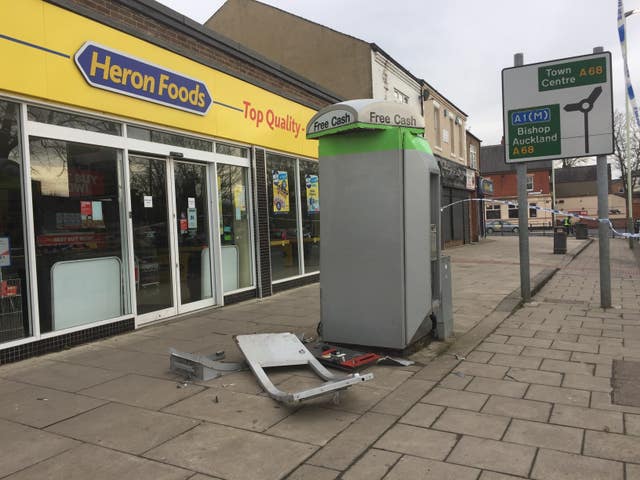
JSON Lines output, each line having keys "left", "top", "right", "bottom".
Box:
{"left": 306, "top": 99, "right": 453, "bottom": 350}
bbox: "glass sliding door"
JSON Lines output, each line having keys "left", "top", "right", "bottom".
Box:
{"left": 30, "top": 138, "right": 130, "bottom": 332}
{"left": 129, "top": 156, "right": 174, "bottom": 316}
{"left": 173, "top": 161, "right": 212, "bottom": 306}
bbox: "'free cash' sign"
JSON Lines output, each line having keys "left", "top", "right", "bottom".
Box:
{"left": 502, "top": 52, "right": 613, "bottom": 163}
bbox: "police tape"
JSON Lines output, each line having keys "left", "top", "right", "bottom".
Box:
{"left": 440, "top": 197, "right": 640, "bottom": 239}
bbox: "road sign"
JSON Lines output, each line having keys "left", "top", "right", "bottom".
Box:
{"left": 502, "top": 52, "right": 613, "bottom": 163}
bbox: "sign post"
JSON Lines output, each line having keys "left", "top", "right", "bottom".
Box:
{"left": 502, "top": 50, "right": 613, "bottom": 307}
{"left": 513, "top": 53, "right": 531, "bottom": 302}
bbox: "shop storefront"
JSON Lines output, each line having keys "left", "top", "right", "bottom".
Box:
{"left": 0, "top": 0, "right": 333, "bottom": 361}
{"left": 438, "top": 156, "right": 475, "bottom": 247}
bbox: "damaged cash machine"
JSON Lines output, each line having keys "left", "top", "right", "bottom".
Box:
{"left": 306, "top": 99, "right": 452, "bottom": 350}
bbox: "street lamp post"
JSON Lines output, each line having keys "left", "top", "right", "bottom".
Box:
{"left": 621, "top": 6, "right": 639, "bottom": 247}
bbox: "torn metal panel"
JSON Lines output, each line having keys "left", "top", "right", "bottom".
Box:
{"left": 235, "top": 333, "right": 374, "bottom": 406}
{"left": 169, "top": 348, "right": 245, "bottom": 381}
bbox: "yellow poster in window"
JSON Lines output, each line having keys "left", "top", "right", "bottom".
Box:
{"left": 305, "top": 174, "right": 319, "bottom": 213}
{"left": 272, "top": 170, "right": 289, "bottom": 214}
{"left": 233, "top": 184, "right": 246, "bottom": 220}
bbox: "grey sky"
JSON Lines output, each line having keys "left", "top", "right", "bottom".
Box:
{"left": 155, "top": 0, "right": 640, "bottom": 146}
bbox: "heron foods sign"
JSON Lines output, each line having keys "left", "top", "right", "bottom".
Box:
{"left": 75, "top": 42, "right": 212, "bottom": 115}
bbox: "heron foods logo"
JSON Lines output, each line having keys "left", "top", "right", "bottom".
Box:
{"left": 75, "top": 42, "right": 212, "bottom": 115}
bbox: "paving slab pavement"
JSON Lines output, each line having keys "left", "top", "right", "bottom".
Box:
{"left": 1, "top": 236, "right": 639, "bottom": 479}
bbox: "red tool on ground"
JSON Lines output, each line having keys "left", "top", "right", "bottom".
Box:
{"left": 309, "top": 343, "right": 381, "bottom": 371}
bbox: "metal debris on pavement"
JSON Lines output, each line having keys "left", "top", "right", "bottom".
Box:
{"left": 169, "top": 348, "right": 246, "bottom": 381}
{"left": 377, "top": 356, "right": 415, "bottom": 367}
{"left": 235, "top": 332, "right": 374, "bottom": 406}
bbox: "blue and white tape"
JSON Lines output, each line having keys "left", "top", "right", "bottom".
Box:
{"left": 441, "top": 197, "right": 640, "bottom": 239}
{"left": 618, "top": 0, "right": 640, "bottom": 129}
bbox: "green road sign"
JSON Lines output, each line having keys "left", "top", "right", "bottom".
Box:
{"left": 508, "top": 104, "right": 561, "bottom": 159}
{"left": 538, "top": 57, "right": 607, "bottom": 91}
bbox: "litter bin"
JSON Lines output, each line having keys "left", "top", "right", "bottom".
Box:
{"left": 574, "top": 222, "right": 588, "bottom": 240}
{"left": 553, "top": 226, "right": 567, "bottom": 254}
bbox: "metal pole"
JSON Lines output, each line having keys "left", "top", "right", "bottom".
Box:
{"left": 595, "top": 46, "right": 612, "bottom": 308}
{"left": 514, "top": 52, "right": 531, "bottom": 302}
{"left": 551, "top": 162, "right": 556, "bottom": 227}
{"left": 623, "top": 12, "right": 635, "bottom": 248}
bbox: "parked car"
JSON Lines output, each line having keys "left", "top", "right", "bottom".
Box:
{"left": 486, "top": 220, "right": 519, "bottom": 234}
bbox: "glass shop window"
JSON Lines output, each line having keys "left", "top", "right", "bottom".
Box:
{"left": 217, "top": 164, "right": 253, "bottom": 292}
{"left": 127, "top": 125, "right": 212, "bottom": 152}
{"left": 0, "top": 100, "right": 31, "bottom": 343}
{"left": 299, "top": 159, "right": 320, "bottom": 273}
{"left": 267, "top": 153, "right": 300, "bottom": 281}
{"left": 28, "top": 106, "right": 122, "bottom": 136}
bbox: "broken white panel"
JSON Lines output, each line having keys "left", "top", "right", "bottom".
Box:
{"left": 235, "top": 332, "right": 374, "bottom": 406}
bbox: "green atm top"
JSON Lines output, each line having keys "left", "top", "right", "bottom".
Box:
{"left": 306, "top": 99, "right": 432, "bottom": 156}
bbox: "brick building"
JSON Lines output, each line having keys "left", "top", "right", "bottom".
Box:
{"left": 480, "top": 145, "right": 553, "bottom": 228}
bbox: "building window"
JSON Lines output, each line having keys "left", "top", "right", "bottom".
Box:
{"left": 29, "top": 106, "right": 122, "bottom": 136}
{"left": 529, "top": 203, "right": 538, "bottom": 218}
{"left": 469, "top": 144, "right": 477, "bottom": 169}
{"left": 526, "top": 175, "right": 534, "bottom": 191}
{"left": 486, "top": 204, "right": 501, "bottom": 219}
{"left": 128, "top": 125, "right": 212, "bottom": 152}
{"left": 458, "top": 124, "right": 464, "bottom": 159}
{"left": 434, "top": 106, "right": 441, "bottom": 148}
{"left": 0, "top": 100, "right": 31, "bottom": 344}
{"left": 218, "top": 164, "right": 253, "bottom": 292}
{"left": 267, "top": 153, "right": 300, "bottom": 281}
{"left": 508, "top": 202, "right": 519, "bottom": 219}
{"left": 394, "top": 88, "right": 409, "bottom": 104}
{"left": 299, "top": 159, "right": 320, "bottom": 273}
{"left": 216, "top": 143, "right": 249, "bottom": 158}
{"left": 449, "top": 117, "right": 455, "bottom": 155}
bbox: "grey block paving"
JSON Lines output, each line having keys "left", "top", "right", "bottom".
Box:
{"left": 503, "top": 418, "right": 583, "bottom": 453}
{"left": 1, "top": 239, "right": 638, "bottom": 479}
{"left": 307, "top": 412, "right": 396, "bottom": 471}
{"left": 341, "top": 449, "right": 400, "bottom": 480}
{"left": 482, "top": 395, "right": 552, "bottom": 422}
{"left": 531, "top": 448, "right": 624, "bottom": 480}
{"left": 432, "top": 407, "right": 510, "bottom": 439}
{"left": 374, "top": 424, "right": 458, "bottom": 460}
{"left": 465, "top": 376, "right": 529, "bottom": 398}
{"left": 506, "top": 367, "right": 563, "bottom": 386}
{"left": 371, "top": 379, "right": 435, "bottom": 416}
{"left": 0, "top": 384, "right": 107, "bottom": 428}
{"left": 421, "top": 387, "right": 489, "bottom": 411}
{"left": 265, "top": 406, "right": 358, "bottom": 446}
{"left": 447, "top": 436, "right": 536, "bottom": 477}
{"left": 399, "top": 402, "right": 444, "bottom": 428}
{"left": 46, "top": 403, "right": 200, "bottom": 454}
{"left": 583, "top": 430, "right": 640, "bottom": 463}
{"left": 287, "top": 464, "right": 338, "bottom": 480}
{"left": 525, "top": 384, "right": 591, "bottom": 407}
{"left": 144, "top": 423, "right": 317, "bottom": 480}
{"left": 383, "top": 456, "right": 480, "bottom": 480}
{"left": 0, "top": 418, "right": 79, "bottom": 478}
{"left": 6, "top": 443, "right": 192, "bottom": 480}
{"left": 79, "top": 374, "right": 204, "bottom": 411}
{"left": 550, "top": 404, "right": 624, "bottom": 433}
{"left": 163, "top": 387, "right": 291, "bottom": 431}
